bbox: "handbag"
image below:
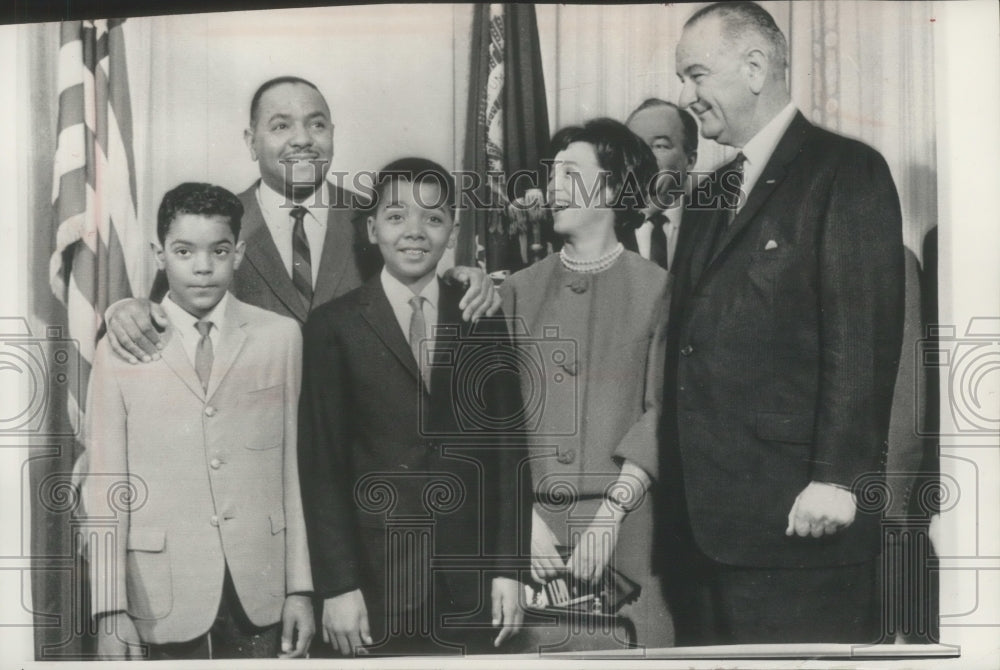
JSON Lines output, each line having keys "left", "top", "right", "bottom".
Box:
{"left": 508, "top": 553, "right": 641, "bottom": 654}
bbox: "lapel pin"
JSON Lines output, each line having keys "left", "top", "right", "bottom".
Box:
{"left": 765, "top": 240, "right": 779, "bottom": 250}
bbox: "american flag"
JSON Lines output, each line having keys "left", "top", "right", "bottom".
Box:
{"left": 49, "top": 19, "right": 143, "bottom": 480}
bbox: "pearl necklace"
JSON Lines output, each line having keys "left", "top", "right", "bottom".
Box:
{"left": 559, "top": 242, "right": 624, "bottom": 274}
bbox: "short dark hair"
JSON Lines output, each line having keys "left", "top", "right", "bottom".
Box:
{"left": 549, "top": 117, "right": 658, "bottom": 229}
{"left": 625, "top": 98, "right": 700, "bottom": 157}
{"left": 686, "top": 1, "right": 788, "bottom": 73}
{"left": 156, "top": 182, "right": 244, "bottom": 243}
{"left": 249, "top": 76, "right": 322, "bottom": 127}
{"left": 367, "top": 157, "right": 457, "bottom": 215}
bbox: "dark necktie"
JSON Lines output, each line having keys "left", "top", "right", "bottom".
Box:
{"left": 710, "top": 153, "right": 748, "bottom": 260}
{"left": 408, "top": 295, "right": 430, "bottom": 390}
{"left": 194, "top": 320, "right": 213, "bottom": 392}
{"left": 290, "top": 206, "right": 313, "bottom": 309}
{"left": 648, "top": 212, "right": 670, "bottom": 270}
{"left": 725, "top": 152, "right": 747, "bottom": 227}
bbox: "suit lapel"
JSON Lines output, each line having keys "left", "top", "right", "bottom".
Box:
{"left": 312, "top": 184, "right": 358, "bottom": 309}
{"left": 241, "top": 181, "right": 310, "bottom": 323}
{"left": 358, "top": 279, "right": 422, "bottom": 384}
{"left": 701, "top": 112, "right": 813, "bottom": 279}
{"left": 206, "top": 298, "right": 249, "bottom": 401}
{"left": 158, "top": 325, "right": 208, "bottom": 402}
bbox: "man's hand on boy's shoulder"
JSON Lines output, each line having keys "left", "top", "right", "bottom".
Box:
{"left": 322, "top": 589, "right": 372, "bottom": 656}
{"left": 278, "top": 594, "right": 315, "bottom": 658}
{"left": 96, "top": 612, "right": 143, "bottom": 660}
{"left": 106, "top": 298, "right": 169, "bottom": 364}
{"left": 444, "top": 265, "right": 502, "bottom": 322}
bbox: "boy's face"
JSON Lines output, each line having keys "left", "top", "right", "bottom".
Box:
{"left": 367, "top": 178, "right": 456, "bottom": 291}
{"left": 153, "top": 214, "right": 245, "bottom": 319}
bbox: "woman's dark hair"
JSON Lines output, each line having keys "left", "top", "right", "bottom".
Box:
{"left": 549, "top": 117, "right": 658, "bottom": 230}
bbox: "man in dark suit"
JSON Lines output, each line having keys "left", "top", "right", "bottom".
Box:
{"left": 104, "top": 77, "right": 498, "bottom": 362}
{"left": 658, "top": 2, "right": 905, "bottom": 644}
{"left": 622, "top": 98, "right": 698, "bottom": 272}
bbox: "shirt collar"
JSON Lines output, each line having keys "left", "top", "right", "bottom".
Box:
{"left": 663, "top": 201, "right": 684, "bottom": 225}
{"left": 257, "top": 180, "right": 329, "bottom": 228}
{"left": 380, "top": 266, "right": 439, "bottom": 311}
{"left": 162, "top": 291, "right": 229, "bottom": 338}
{"left": 740, "top": 102, "right": 798, "bottom": 172}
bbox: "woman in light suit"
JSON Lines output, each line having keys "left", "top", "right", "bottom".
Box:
{"left": 501, "top": 118, "right": 673, "bottom": 648}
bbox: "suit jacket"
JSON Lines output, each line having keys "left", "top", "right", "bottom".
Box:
{"left": 298, "top": 277, "right": 530, "bottom": 633}
{"left": 500, "top": 252, "right": 670, "bottom": 535}
{"left": 659, "top": 112, "right": 905, "bottom": 569}
{"left": 83, "top": 296, "right": 312, "bottom": 644}
{"left": 150, "top": 181, "right": 380, "bottom": 323}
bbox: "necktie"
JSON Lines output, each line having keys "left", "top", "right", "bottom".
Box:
{"left": 195, "top": 320, "right": 214, "bottom": 392}
{"left": 648, "top": 212, "right": 670, "bottom": 270}
{"left": 290, "top": 206, "right": 313, "bottom": 309}
{"left": 725, "top": 152, "right": 747, "bottom": 227}
{"left": 408, "top": 295, "right": 430, "bottom": 390}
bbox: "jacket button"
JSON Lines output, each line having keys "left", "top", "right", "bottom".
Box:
{"left": 556, "top": 449, "right": 576, "bottom": 465}
{"left": 680, "top": 345, "right": 694, "bottom": 356}
{"left": 210, "top": 515, "right": 219, "bottom": 527}
{"left": 204, "top": 406, "right": 217, "bottom": 417}
{"left": 209, "top": 458, "right": 222, "bottom": 470}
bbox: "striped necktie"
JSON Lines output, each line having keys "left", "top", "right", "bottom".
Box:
{"left": 290, "top": 206, "right": 313, "bottom": 309}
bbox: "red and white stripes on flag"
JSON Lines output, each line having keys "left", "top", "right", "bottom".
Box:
{"left": 50, "top": 19, "right": 143, "bottom": 439}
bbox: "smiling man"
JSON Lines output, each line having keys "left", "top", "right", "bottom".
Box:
{"left": 658, "top": 2, "right": 905, "bottom": 645}
{"left": 624, "top": 99, "right": 698, "bottom": 270}
{"left": 104, "top": 76, "right": 498, "bottom": 362}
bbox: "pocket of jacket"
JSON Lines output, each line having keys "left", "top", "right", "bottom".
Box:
{"left": 238, "top": 384, "right": 284, "bottom": 449}
{"left": 746, "top": 251, "right": 788, "bottom": 296}
{"left": 265, "top": 511, "right": 287, "bottom": 595}
{"left": 755, "top": 411, "right": 815, "bottom": 444}
{"left": 125, "top": 528, "right": 172, "bottom": 620}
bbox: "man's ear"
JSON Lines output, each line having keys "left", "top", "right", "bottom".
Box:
{"left": 685, "top": 150, "right": 698, "bottom": 172}
{"left": 745, "top": 48, "right": 768, "bottom": 95}
{"left": 233, "top": 239, "right": 246, "bottom": 270}
{"left": 244, "top": 127, "right": 258, "bottom": 161}
{"left": 446, "top": 221, "right": 459, "bottom": 249}
{"left": 151, "top": 241, "right": 166, "bottom": 271}
{"left": 366, "top": 216, "right": 378, "bottom": 244}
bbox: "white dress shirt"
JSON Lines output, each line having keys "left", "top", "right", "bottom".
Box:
{"left": 380, "top": 267, "right": 440, "bottom": 347}
{"left": 635, "top": 202, "right": 684, "bottom": 267}
{"left": 738, "top": 102, "right": 798, "bottom": 209}
{"left": 256, "top": 181, "right": 328, "bottom": 286}
{"left": 161, "top": 291, "right": 229, "bottom": 368}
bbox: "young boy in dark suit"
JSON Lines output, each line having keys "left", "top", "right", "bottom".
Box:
{"left": 297, "top": 158, "right": 530, "bottom": 656}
